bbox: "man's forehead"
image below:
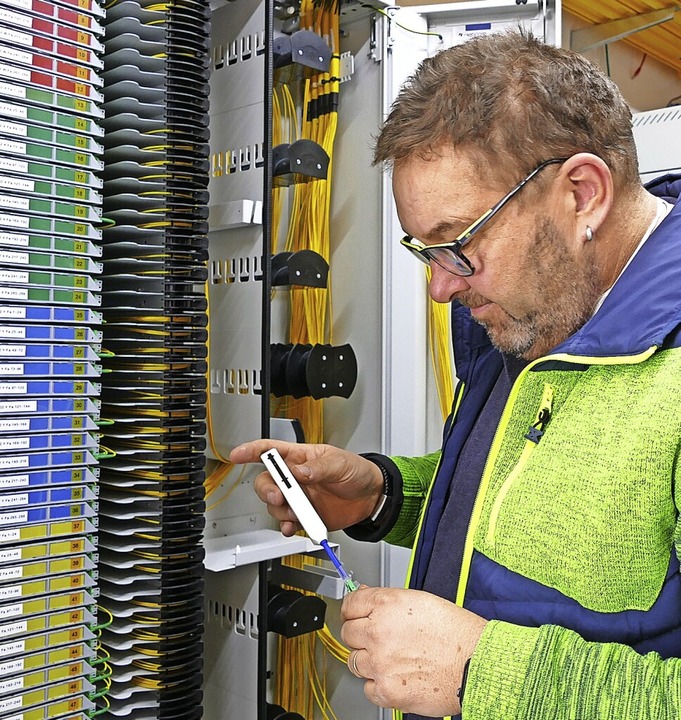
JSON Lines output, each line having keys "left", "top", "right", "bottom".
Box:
{"left": 392, "top": 154, "right": 491, "bottom": 228}
{"left": 392, "top": 149, "right": 492, "bottom": 196}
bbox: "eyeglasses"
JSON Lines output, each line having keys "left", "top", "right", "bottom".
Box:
{"left": 400, "top": 157, "right": 568, "bottom": 277}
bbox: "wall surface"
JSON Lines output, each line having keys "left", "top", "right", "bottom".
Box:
{"left": 563, "top": 12, "right": 681, "bottom": 112}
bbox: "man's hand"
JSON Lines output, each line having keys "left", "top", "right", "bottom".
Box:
{"left": 229, "top": 440, "right": 385, "bottom": 535}
{"left": 341, "top": 586, "right": 487, "bottom": 716}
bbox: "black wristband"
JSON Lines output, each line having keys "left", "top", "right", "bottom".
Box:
{"left": 368, "top": 455, "right": 391, "bottom": 520}
{"left": 457, "top": 657, "right": 471, "bottom": 709}
{"left": 343, "top": 453, "right": 403, "bottom": 543}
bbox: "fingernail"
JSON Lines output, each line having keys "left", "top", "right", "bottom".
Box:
{"left": 295, "top": 465, "right": 311, "bottom": 478}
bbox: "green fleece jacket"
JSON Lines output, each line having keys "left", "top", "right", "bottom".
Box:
{"left": 386, "top": 348, "right": 681, "bottom": 719}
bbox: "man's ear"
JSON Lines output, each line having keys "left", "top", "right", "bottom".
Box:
{"left": 559, "top": 153, "right": 613, "bottom": 242}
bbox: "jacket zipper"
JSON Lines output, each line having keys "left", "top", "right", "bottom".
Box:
{"left": 485, "top": 383, "right": 554, "bottom": 548}
{"left": 455, "top": 359, "right": 539, "bottom": 606}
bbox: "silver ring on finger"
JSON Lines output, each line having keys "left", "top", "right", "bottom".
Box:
{"left": 349, "top": 650, "right": 363, "bottom": 679}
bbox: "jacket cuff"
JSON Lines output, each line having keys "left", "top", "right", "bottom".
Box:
{"left": 343, "top": 453, "right": 403, "bottom": 543}
{"left": 463, "top": 620, "right": 539, "bottom": 719}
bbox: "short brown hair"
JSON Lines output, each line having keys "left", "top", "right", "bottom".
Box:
{"left": 374, "top": 29, "right": 640, "bottom": 189}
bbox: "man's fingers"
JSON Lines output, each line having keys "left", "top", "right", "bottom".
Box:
{"left": 340, "top": 586, "right": 378, "bottom": 650}
{"left": 340, "top": 585, "right": 379, "bottom": 621}
{"left": 252, "top": 472, "right": 301, "bottom": 530}
{"left": 348, "top": 649, "right": 367, "bottom": 679}
{"left": 253, "top": 472, "right": 284, "bottom": 505}
{"left": 340, "top": 615, "right": 372, "bottom": 652}
{"left": 278, "top": 520, "right": 301, "bottom": 537}
{"left": 229, "top": 440, "right": 273, "bottom": 464}
{"left": 229, "top": 439, "right": 311, "bottom": 466}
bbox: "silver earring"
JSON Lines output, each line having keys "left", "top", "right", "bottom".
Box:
{"left": 585, "top": 226, "right": 594, "bottom": 241}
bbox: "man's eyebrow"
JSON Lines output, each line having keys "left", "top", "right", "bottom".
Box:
{"left": 423, "top": 219, "right": 470, "bottom": 241}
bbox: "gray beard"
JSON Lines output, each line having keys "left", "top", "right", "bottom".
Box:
{"left": 470, "top": 218, "right": 602, "bottom": 359}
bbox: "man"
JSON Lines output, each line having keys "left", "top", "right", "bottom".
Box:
{"left": 230, "top": 30, "right": 681, "bottom": 719}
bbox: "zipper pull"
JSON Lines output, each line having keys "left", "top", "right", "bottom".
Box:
{"left": 524, "top": 384, "right": 554, "bottom": 444}
{"left": 525, "top": 407, "right": 550, "bottom": 443}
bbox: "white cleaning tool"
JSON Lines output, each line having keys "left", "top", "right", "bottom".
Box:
{"left": 261, "top": 448, "right": 359, "bottom": 592}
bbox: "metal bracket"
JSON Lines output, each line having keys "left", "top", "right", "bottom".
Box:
{"left": 339, "top": 51, "right": 355, "bottom": 83}
{"left": 368, "top": 12, "right": 382, "bottom": 63}
{"left": 570, "top": 6, "right": 680, "bottom": 54}
{"left": 269, "top": 555, "right": 348, "bottom": 599}
{"left": 383, "top": 5, "right": 400, "bottom": 53}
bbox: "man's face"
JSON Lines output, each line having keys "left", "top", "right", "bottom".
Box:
{"left": 392, "top": 147, "right": 602, "bottom": 360}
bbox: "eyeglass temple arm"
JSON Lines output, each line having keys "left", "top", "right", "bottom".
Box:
{"left": 456, "top": 158, "right": 566, "bottom": 246}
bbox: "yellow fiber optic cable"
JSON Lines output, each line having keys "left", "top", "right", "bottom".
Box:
{"left": 273, "top": 86, "right": 283, "bottom": 253}
{"left": 204, "top": 279, "right": 232, "bottom": 468}
{"left": 91, "top": 646, "right": 110, "bottom": 665}
{"left": 317, "top": 624, "right": 349, "bottom": 663}
{"left": 305, "top": 638, "right": 340, "bottom": 720}
{"left": 206, "top": 465, "right": 247, "bottom": 510}
{"left": 425, "top": 267, "right": 455, "bottom": 420}
{"left": 204, "top": 461, "right": 235, "bottom": 500}
{"left": 95, "top": 446, "right": 116, "bottom": 460}
{"left": 91, "top": 695, "right": 111, "bottom": 715}
{"left": 273, "top": 4, "right": 344, "bottom": 716}
{"left": 92, "top": 662, "right": 113, "bottom": 687}
{"left": 93, "top": 607, "right": 114, "bottom": 636}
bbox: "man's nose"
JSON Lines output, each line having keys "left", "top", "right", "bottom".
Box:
{"left": 427, "top": 262, "right": 472, "bottom": 303}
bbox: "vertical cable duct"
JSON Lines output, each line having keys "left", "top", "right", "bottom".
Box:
{"left": 97, "top": 0, "right": 210, "bottom": 717}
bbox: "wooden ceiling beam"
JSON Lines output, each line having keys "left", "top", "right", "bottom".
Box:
{"left": 569, "top": 5, "right": 680, "bottom": 52}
